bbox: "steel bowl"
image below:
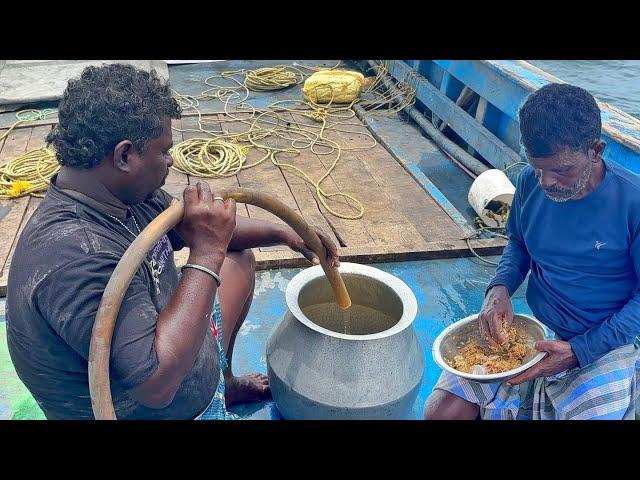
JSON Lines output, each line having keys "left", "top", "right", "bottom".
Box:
{"left": 432, "top": 313, "right": 548, "bottom": 384}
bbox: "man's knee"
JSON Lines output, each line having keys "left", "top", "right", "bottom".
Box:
{"left": 424, "top": 389, "right": 480, "bottom": 420}
{"left": 227, "top": 249, "right": 256, "bottom": 276}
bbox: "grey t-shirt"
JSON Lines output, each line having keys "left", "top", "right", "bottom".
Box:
{"left": 6, "top": 180, "right": 220, "bottom": 419}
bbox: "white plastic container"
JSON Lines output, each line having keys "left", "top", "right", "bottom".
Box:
{"left": 468, "top": 169, "right": 516, "bottom": 227}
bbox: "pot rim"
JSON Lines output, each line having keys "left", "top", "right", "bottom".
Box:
{"left": 285, "top": 262, "right": 418, "bottom": 341}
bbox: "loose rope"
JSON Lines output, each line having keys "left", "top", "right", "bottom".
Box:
{"left": 0, "top": 108, "right": 57, "bottom": 144}
{"left": 0, "top": 63, "right": 417, "bottom": 213}
{"left": 0, "top": 147, "right": 59, "bottom": 199}
{"left": 170, "top": 62, "right": 416, "bottom": 220}
{"left": 0, "top": 109, "right": 59, "bottom": 199}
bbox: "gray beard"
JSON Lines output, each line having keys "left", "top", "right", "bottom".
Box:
{"left": 544, "top": 160, "right": 593, "bottom": 202}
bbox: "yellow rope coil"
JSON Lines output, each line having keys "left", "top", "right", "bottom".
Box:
{"left": 169, "top": 62, "right": 417, "bottom": 220}
{"left": 0, "top": 147, "right": 60, "bottom": 199}
{"left": 244, "top": 66, "right": 304, "bottom": 91}
{"left": 0, "top": 109, "right": 60, "bottom": 200}
{"left": 170, "top": 138, "right": 250, "bottom": 177}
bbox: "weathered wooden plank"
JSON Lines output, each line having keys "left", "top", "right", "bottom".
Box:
{"left": 0, "top": 110, "right": 235, "bottom": 131}
{"left": 170, "top": 115, "right": 252, "bottom": 266}
{"left": 218, "top": 112, "right": 300, "bottom": 254}
{"left": 351, "top": 114, "right": 474, "bottom": 241}
{"left": 178, "top": 115, "right": 249, "bottom": 217}
{"left": 1, "top": 236, "right": 506, "bottom": 296}
{"left": 164, "top": 117, "right": 189, "bottom": 198}
{"left": 287, "top": 111, "right": 375, "bottom": 248}
{"left": 250, "top": 237, "right": 507, "bottom": 271}
{"left": 329, "top": 122, "right": 461, "bottom": 245}
{"left": 307, "top": 120, "right": 427, "bottom": 248}
{"left": 267, "top": 112, "right": 340, "bottom": 247}
{"left": 176, "top": 237, "right": 506, "bottom": 272}
{"left": 0, "top": 126, "right": 32, "bottom": 167}
{"left": 0, "top": 126, "right": 33, "bottom": 278}
{"left": 0, "top": 197, "right": 29, "bottom": 278}
{"left": 22, "top": 125, "right": 52, "bottom": 153}
{"left": 219, "top": 112, "right": 300, "bottom": 219}
{"left": 2, "top": 197, "right": 42, "bottom": 278}
{"left": 0, "top": 125, "right": 52, "bottom": 278}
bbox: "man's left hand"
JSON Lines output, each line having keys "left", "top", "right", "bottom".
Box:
{"left": 283, "top": 226, "right": 340, "bottom": 268}
{"left": 507, "top": 340, "right": 578, "bottom": 386}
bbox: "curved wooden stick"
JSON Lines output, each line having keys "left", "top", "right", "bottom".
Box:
{"left": 88, "top": 188, "right": 350, "bottom": 420}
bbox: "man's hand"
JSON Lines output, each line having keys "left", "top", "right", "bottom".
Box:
{"left": 478, "top": 285, "right": 514, "bottom": 348}
{"left": 507, "top": 340, "right": 578, "bottom": 386}
{"left": 282, "top": 226, "right": 340, "bottom": 268}
{"left": 174, "top": 182, "right": 236, "bottom": 269}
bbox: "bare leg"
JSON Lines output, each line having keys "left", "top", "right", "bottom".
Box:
{"left": 424, "top": 388, "right": 480, "bottom": 420}
{"left": 217, "top": 249, "right": 270, "bottom": 406}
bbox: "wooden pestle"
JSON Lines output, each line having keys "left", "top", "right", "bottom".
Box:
{"left": 88, "top": 188, "right": 351, "bottom": 420}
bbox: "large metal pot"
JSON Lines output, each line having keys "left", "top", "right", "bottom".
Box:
{"left": 266, "top": 263, "right": 424, "bottom": 420}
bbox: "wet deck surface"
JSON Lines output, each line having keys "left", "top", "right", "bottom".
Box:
{"left": 0, "top": 257, "right": 533, "bottom": 420}
{"left": 0, "top": 60, "right": 504, "bottom": 295}
{"left": 0, "top": 61, "right": 514, "bottom": 419}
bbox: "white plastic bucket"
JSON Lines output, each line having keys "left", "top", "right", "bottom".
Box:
{"left": 468, "top": 169, "right": 515, "bottom": 227}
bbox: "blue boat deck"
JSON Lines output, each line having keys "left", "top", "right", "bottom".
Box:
{"left": 3, "top": 59, "right": 639, "bottom": 420}
{"left": 0, "top": 256, "right": 533, "bottom": 420}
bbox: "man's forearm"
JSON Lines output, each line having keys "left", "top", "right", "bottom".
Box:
{"left": 486, "top": 237, "right": 531, "bottom": 296}
{"left": 569, "top": 293, "right": 640, "bottom": 367}
{"left": 131, "top": 250, "right": 225, "bottom": 408}
{"left": 228, "top": 215, "right": 288, "bottom": 251}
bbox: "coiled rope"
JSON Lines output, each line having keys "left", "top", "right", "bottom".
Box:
{"left": 0, "top": 109, "right": 59, "bottom": 199}
{"left": 170, "top": 62, "right": 416, "bottom": 220}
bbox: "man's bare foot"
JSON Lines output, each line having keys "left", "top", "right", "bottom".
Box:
{"left": 225, "top": 373, "right": 271, "bottom": 407}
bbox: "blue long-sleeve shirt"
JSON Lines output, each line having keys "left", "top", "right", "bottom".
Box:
{"left": 487, "top": 161, "right": 640, "bottom": 367}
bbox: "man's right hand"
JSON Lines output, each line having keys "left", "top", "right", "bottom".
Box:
{"left": 175, "top": 182, "right": 236, "bottom": 269}
{"left": 478, "top": 285, "right": 514, "bottom": 348}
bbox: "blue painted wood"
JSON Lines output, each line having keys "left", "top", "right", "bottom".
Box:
{"left": 433, "top": 60, "right": 532, "bottom": 121}
{"left": 424, "top": 61, "right": 443, "bottom": 92}
{"left": 385, "top": 60, "right": 523, "bottom": 170}
{"left": 363, "top": 113, "right": 475, "bottom": 234}
{"left": 380, "top": 60, "right": 640, "bottom": 174}
{"left": 405, "top": 163, "right": 476, "bottom": 238}
{"left": 229, "top": 258, "right": 533, "bottom": 420}
{"left": 434, "top": 60, "right": 640, "bottom": 165}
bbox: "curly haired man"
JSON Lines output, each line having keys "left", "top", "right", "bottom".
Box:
{"left": 6, "top": 63, "right": 339, "bottom": 420}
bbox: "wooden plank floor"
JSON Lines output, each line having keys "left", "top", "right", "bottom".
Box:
{"left": 0, "top": 112, "right": 505, "bottom": 296}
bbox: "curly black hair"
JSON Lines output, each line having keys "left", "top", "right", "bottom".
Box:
{"left": 47, "top": 63, "right": 181, "bottom": 169}
{"left": 519, "top": 83, "right": 601, "bottom": 158}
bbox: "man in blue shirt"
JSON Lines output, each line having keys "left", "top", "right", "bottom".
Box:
{"left": 425, "top": 83, "right": 640, "bottom": 420}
